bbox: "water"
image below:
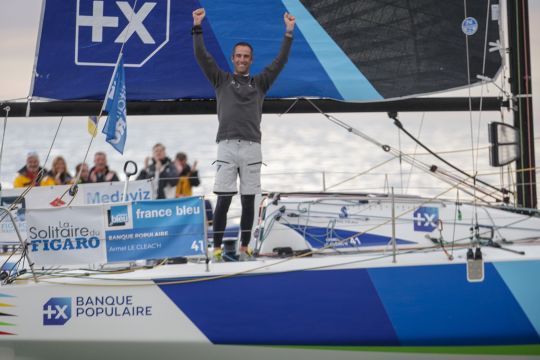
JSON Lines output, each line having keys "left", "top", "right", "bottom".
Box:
{"left": 3, "top": 110, "right": 536, "bottom": 208}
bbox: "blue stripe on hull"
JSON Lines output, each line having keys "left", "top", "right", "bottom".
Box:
{"left": 158, "top": 269, "right": 398, "bottom": 345}
{"left": 368, "top": 263, "right": 539, "bottom": 346}
{"left": 495, "top": 261, "right": 540, "bottom": 337}
{"left": 156, "top": 261, "right": 540, "bottom": 346}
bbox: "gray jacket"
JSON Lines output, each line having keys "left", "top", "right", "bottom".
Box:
{"left": 193, "top": 33, "right": 292, "bottom": 143}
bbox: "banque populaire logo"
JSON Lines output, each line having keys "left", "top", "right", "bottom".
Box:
{"left": 43, "top": 295, "right": 153, "bottom": 326}
{"left": 413, "top": 206, "right": 439, "bottom": 232}
{"left": 43, "top": 297, "right": 72, "bottom": 326}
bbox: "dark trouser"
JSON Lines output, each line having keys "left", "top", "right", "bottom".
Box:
{"left": 213, "top": 194, "right": 255, "bottom": 249}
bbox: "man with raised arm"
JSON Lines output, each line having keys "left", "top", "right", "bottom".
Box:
{"left": 192, "top": 8, "right": 295, "bottom": 261}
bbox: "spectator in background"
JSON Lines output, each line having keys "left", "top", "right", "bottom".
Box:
{"left": 89, "top": 151, "right": 119, "bottom": 182}
{"left": 74, "top": 162, "right": 91, "bottom": 184}
{"left": 13, "top": 152, "right": 46, "bottom": 188}
{"left": 41, "top": 156, "right": 73, "bottom": 185}
{"left": 137, "top": 143, "right": 178, "bottom": 199}
{"left": 175, "top": 152, "right": 200, "bottom": 197}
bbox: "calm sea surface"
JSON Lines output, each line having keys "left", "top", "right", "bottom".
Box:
{"left": 1, "top": 111, "right": 539, "bottom": 208}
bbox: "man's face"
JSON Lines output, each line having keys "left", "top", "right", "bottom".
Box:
{"left": 94, "top": 154, "right": 107, "bottom": 168}
{"left": 26, "top": 155, "right": 40, "bottom": 173}
{"left": 232, "top": 45, "right": 253, "bottom": 75}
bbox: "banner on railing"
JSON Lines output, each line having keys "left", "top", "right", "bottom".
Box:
{"left": 105, "top": 197, "right": 207, "bottom": 262}
{"left": 25, "top": 197, "right": 206, "bottom": 266}
{"left": 26, "top": 204, "right": 106, "bottom": 266}
{"left": 25, "top": 180, "right": 153, "bottom": 208}
{"left": 0, "top": 181, "right": 153, "bottom": 244}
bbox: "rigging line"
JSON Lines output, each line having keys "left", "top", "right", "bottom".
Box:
{"left": 479, "top": 165, "right": 539, "bottom": 177}
{"left": 284, "top": 98, "right": 501, "bottom": 201}
{"left": 0, "top": 106, "right": 10, "bottom": 190}
{"left": 278, "top": 97, "right": 300, "bottom": 117}
{"left": 397, "top": 126, "right": 403, "bottom": 194}
{"left": 388, "top": 112, "right": 506, "bottom": 196}
{"left": 296, "top": 97, "right": 503, "bottom": 202}
{"left": 373, "top": 146, "right": 498, "bottom": 202}
{"left": 301, "top": 97, "right": 384, "bottom": 148}
{"left": 520, "top": 0, "right": 534, "bottom": 207}
{"left": 42, "top": 116, "right": 64, "bottom": 170}
{"left": 451, "top": 190, "right": 460, "bottom": 258}
{"left": 426, "top": 166, "right": 497, "bottom": 204}
{"left": 325, "top": 157, "right": 394, "bottom": 191}
{"left": 345, "top": 119, "right": 497, "bottom": 199}
{"left": 404, "top": 112, "right": 425, "bottom": 194}
{"left": 512, "top": 0, "right": 527, "bottom": 207}
{"left": 475, "top": 0, "right": 492, "bottom": 171}
{"left": 0, "top": 98, "right": 27, "bottom": 104}
{"left": 463, "top": 0, "right": 480, "bottom": 240}
{"left": 408, "top": 145, "right": 489, "bottom": 156}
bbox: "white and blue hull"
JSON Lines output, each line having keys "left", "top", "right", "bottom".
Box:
{"left": 0, "top": 193, "right": 539, "bottom": 359}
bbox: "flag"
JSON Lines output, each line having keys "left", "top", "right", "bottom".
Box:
{"left": 87, "top": 116, "right": 99, "bottom": 137}
{"left": 102, "top": 55, "right": 127, "bottom": 154}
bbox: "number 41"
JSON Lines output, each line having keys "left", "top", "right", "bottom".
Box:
{"left": 191, "top": 240, "right": 205, "bottom": 252}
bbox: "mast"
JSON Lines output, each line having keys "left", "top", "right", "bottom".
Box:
{"left": 507, "top": 0, "right": 537, "bottom": 209}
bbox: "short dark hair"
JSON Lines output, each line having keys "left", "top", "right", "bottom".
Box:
{"left": 176, "top": 152, "right": 187, "bottom": 161}
{"left": 232, "top": 42, "right": 253, "bottom": 56}
{"left": 75, "top": 162, "right": 88, "bottom": 172}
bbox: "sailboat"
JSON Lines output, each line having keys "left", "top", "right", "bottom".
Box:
{"left": 0, "top": 0, "right": 539, "bottom": 359}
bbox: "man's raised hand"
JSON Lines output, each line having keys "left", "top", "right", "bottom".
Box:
{"left": 284, "top": 12, "right": 296, "bottom": 33}
{"left": 193, "top": 8, "right": 205, "bottom": 26}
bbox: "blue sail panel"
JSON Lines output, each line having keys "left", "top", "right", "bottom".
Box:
{"left": 32, "top": 0, "right": 501, "bottom": 102}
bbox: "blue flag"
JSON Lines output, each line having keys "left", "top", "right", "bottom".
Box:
{"left": 102, "top": 56, "right": 127, "bottom": 154}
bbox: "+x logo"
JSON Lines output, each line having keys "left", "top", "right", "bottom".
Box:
{"left": 413, "top": 206, "right": 439, "bottom": 232}
{"left": 43, "top": 297, "right": 72, "bottom": 326}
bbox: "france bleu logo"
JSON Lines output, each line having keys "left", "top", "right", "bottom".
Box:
{"left": 75, "top": 0, "right": 170, "bottom": 66}
{"left": 108, "top": 205, "right": 129, "bottom": 226}
{"left": 43, "top": 297, "right": 72, "bottom": 326}
{"left": 413, "top": 206, "right": 439, "bottom": 232}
